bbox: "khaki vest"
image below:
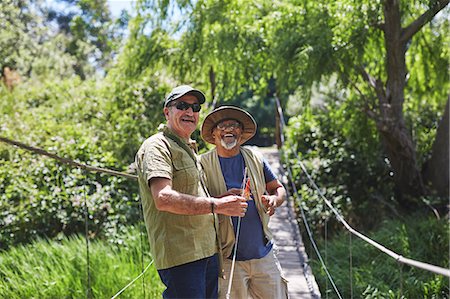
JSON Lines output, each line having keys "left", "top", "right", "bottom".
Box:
{"left": 200, "top": 147, "right": 273, "bottom": 258}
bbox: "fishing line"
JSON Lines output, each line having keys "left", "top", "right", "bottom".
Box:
{"left": 226, "top": 167, "right": 249, "bottom": 299}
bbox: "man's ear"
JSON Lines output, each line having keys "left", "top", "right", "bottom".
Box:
{"left": 163, "top": 107, "right": 170, "bottom": 119}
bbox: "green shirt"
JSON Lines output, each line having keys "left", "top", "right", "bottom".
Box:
{"left": 135, "top": 125, "right": 217, "bottom": 270}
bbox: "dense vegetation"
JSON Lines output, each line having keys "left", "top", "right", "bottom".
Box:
{"left": 0, "top": 226, "right": 164, "bottom": 298}
{"left": 305, "top": 215, "right": 448, "bottom": 298}
{"left": 1, "top": 0, "right": 448, "bottom": 297}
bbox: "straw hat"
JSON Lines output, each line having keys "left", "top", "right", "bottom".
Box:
{"left": 201, "top": 106, "right": 257, "bottom": 145}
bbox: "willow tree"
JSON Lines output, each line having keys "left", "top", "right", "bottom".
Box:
{"left": 359, "top": 0, "right": 448, "bottom": 201}
{"left": 266, "top": 0, "right": 449, "bottom": 203}
{"left": 136, "top": 0, "right": 449, "bottom": 205}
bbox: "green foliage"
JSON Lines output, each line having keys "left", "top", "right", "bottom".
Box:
{"left": 103, "top": 65, "right": 172, "bottom": 162}
{"left": 0, "top": 0, "right": 76, "bottom": 78}
{"left": 0, "top": 226, "right": 164, "bottom": 298}
{"left": 0, "top": 76, "right": 158, "bottom": 249}
{"left": 47, "top": 0, "right": 126, "bottom": 78}
{"left": 0, "top": 152, "right": 139, "bottom": 249}
{"left": 0, "top": 0, "right": 125, "bottom": 80}
{"left": 404, "top": 15, "right": 450, "bottom": 164}
{"left": 308, "top": 215, "right": 449, "bottom": 298}
{"left": 284, "top": 94, "right": 396, "bottom": 231}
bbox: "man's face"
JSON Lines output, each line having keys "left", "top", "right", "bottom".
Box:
{"left": 164, "top": 95, "right": 200, "bottom": 140}
{"left": 212, "top": 119, "right": 243, "bottom": 150}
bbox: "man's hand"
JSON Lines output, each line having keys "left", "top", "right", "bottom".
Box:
{"left": 214, "top": 195, "right": 248, "bottom": 217}
{"left": 261, "top": 195, "right": 277, "bottom": 216}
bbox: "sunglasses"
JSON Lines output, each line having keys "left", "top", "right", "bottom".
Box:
{"left": 216, "top": 121, "right": 242, "bottom": 130}
{"left": 168, "top": 101, "right": 201, "bottom": 112}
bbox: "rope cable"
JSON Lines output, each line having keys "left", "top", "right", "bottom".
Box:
{"left": 274, "top": 95, "right": 450, "bottom": 278}
{"left": 0, "top": 136, "right": 137, "bottom": 180}
{"left": 399, "top": 262, "right": 404, "bottom": 297}
{"left": 275, "top": 97, "right": 336, "bottom": 290}
{"left": 83, "top": 171, "right": 92, "bottom": 299}
{"left": 139, "top": 200, "right": 147, "bottom": 298}
{"left": 325, "top": 217, "right": 329, "bottom": 299}
{"left": 110, "top": 260, "right": 154, "bottom": 299}
{"left": 349, "top": 232, "right": 353, "bottom": 299}
{"left": 283, "top": 156, "right": 343, "bottom": 299}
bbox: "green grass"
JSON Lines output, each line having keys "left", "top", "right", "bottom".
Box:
{"left": 306, "top": 214, "right": 449, "bottom": 298}
{"left": 0, "top": 226, "right": 164, "bottom": 298}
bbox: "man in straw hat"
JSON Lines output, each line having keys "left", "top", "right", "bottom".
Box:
{"left": 199, "top": 106, "right": 288, "bottom": 299}
{"left": 135, "top": 86, "right": 248, "bottom": 299}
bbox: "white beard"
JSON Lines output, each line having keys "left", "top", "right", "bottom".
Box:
{"left": 221, "top": 138, "right": 237, "bottom": 150}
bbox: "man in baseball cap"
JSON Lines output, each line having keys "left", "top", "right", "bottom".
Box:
{"left": 136, "top": 89, "right": 247, "bottom": 299}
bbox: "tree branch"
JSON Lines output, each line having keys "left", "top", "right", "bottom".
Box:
{"left": 359, "top": 66, "right": 386, "bottom": 105}
{"left": 401, "top": 0, "right": 449, "bottom": 43}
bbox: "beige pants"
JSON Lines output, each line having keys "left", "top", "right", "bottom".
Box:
{"left": 219, "top": 248, "right": 289, "bottom": 299}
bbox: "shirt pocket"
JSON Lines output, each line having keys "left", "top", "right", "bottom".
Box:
{"left": 172, "top": 157, "right": 198, "bottom": 192}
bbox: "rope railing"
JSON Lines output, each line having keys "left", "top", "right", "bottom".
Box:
{"left": 274, "top": 95, "right": 450, "bottom": 279}
{"left": 0, "top": 135, "right": 155, "bottom": 298}
{"left": 111, "top": 261, "right": 154, "bottom": 299}
{"left": 282, "top": 150, "right": 344, "bottom": 298}
{"left": 0, "top": 136, "right": 137, "bottom": 180}
{"left": 274, "top": 95, "right": 343, "bottom": 297}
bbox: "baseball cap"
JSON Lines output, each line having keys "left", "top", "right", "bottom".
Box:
{"left": 164, "top": 85, "right": 206, "bottom": 107}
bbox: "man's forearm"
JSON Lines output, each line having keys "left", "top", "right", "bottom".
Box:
{"left": 155, "top": 188, "right": 212, "bottom": 215}
{"left": 155, "top": 189, "right": 247, "bottom": 217}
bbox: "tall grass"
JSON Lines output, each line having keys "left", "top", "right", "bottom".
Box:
{"left": 306, "top": 214, "right": 449, "bottom": 298}
{"left": 0, "top": 226, "right": 164, "bottom": 298}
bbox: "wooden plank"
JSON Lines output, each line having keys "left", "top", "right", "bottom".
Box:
{"left": 257, "top": 146, "right": 321, "bottom": 299}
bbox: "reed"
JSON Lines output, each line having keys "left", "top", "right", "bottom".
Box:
{"left": 0, "top": 226, "right": 164, "bottom": 298}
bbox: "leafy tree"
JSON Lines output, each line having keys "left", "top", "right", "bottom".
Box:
{"left": 0, "top": 0, "right": 126, "bottom": 81}
{"left": 141, "top": 0, "right": 449, "bottom": 208}
{"left": 0, "top": 0, "right": 76, "bottom": 79}
{"left": 47, "top": 0, "right": 127, "bottom": 78}
{"left": 271, "top": 0, "right": 449, "bottom": 205}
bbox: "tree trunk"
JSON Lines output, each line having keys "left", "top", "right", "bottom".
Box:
{"left": 422, "top": 98, "right": 449, "bottom": 196}
{"left": 375, "top": 0, "right": 426, "bottom": 204}
{"left": 209, "top": 66, "right": 217, "bottom": 109}
{"left": 362, "top": 0, "right": 450, "bottom": 205}
{"left": 275, "top": 110, "right": 281, "bottom": 149}
{"left": 377, "top": 119, "right": 425, "bottom": 200}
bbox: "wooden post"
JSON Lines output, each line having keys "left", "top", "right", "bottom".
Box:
{"left": 275, "top": 105, "right": 281, "bottom": 149}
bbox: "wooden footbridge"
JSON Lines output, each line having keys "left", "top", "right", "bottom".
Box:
{"left": 0, "top": 134, "right": 321, "bottom": 298}
{"left": 258, "top": 146, "right": 321, "bottom": 299}
{"left": 2, "top": 134, "right": 449, "bottom": 298}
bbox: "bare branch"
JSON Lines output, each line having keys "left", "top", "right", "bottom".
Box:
{"left": 359, "top": 66, "right": 387, "bottom": 105}
{"left": 360, "top": 66, "right": 377, "bottom": 89}
{"left": 401, "top": 0, "right": 449, "bottom": 43}
{"left": 341, "top": 67, "right": 379, "bottom": 120}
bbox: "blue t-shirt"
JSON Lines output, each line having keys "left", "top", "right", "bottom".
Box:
{"left": 218, "top": 152, "right": 276, "bottom": 260}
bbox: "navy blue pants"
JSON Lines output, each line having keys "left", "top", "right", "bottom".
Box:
{"left": 157, "top": 254, "right": 219, "bottom": 299}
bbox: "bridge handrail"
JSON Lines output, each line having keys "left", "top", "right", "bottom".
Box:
{"left": 274, "top": 95, "right": 450, "bottom": 278}
{"left": 0, "top": 136, "right": 137, "bottom": 180}
{"left": 0, "top": 135, "right": 153, "bottom": 298}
